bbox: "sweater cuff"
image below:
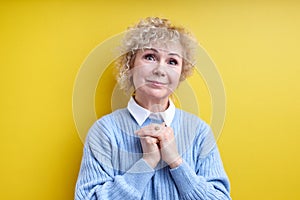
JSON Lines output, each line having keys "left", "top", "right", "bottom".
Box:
{"left": 169, "top": 159, "right": 200, "bottom": 195}
{"left": 123, "top": 158, "right": 155, "bottom": 193}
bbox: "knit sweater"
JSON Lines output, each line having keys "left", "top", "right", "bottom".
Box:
{"left": 75, "top": 108, "right": 231, "bottom": 200}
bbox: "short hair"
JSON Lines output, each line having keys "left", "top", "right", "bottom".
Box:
{"left": 115, "top": 17, "right": 197, "bottom": 94}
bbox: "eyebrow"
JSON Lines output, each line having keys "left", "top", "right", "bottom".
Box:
{"left": 144, "top": 48, "right": 182, "bottom": 58}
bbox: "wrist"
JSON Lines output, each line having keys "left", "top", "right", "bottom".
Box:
{"left": 143, "top": 157, "right": 159, "bottom": 169}
{"left": 169, "top": 157, "right": 183, "bottom": 169}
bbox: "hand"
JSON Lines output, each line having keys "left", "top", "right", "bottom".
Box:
{"left": 157, "top": 125, "right": 183, "bottom": 168}
{"left": 137, "top": 123, "right": 183, "bottom": 168}
{"left": 135, "top": 125, "right": 161, "bottom": 168}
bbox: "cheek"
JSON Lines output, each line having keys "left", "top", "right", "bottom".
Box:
{"left": 131, "top": 70, "right": 139, "bottom": 87}
{"left": 167, "top": 68, "right": 181, "bottom": 87}
{"left": 169, "top": 66, "right": 182, "bottom": 80}
{"left": 131, "top": 67, "right": 149, "bottom": 88}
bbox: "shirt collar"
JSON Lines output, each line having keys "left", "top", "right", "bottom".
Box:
{"left": 127, "top": 96, "right": 175, "bottom": 127}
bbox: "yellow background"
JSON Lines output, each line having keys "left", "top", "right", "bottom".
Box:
{"left": 1, "top": 0, "right": 299, "bottom": 199}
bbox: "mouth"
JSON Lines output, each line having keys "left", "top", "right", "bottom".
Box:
{"left": 146, "top": 80, "right": 167, "bottom": 87}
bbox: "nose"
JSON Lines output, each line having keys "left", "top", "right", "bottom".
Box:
{"left": 152, "top": 64, "right": 166, "bottom": 77}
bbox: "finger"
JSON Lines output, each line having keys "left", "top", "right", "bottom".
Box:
{"left": 135, "top": 126, "right": 153, "bottom": 136}
{"left": 165, "top": 127, "right": 174, "bottom": 135}
{"left": 137, "top": 124, "right": 162, "bottom": 136}
{"left": 161, "top": 122, "right": 167, "bottom": 127}
{"left": 137, "top": 123, "right": 159, "bottom": 131}
{"left": 140, "top": 136, "right": 159, "bottom": 144}
{"left": 139, "top": 129, "right": 166, "bottom": 140}
{"left": 139, "top": 131, "right": 160, "bottom": 138}
{"left": 134, "top": 124, "right": 155, "bottom": 135}
{"left": 154, "top": 125, "right": 160, "bottom": 131}
{"left": 136, "top": 127, "right": 156, "bottom": 137}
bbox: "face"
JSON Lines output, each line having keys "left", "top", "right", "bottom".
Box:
{"left": 131, "top": 42, "right": 183, "bottom": 102}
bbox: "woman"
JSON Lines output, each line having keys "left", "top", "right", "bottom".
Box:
{"left": 75, "top": 17, "right": 231, "bottom": 200}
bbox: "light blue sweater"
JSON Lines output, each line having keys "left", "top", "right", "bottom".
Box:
{"left": 75, "top": 108, "right": 231, "bottom": 200}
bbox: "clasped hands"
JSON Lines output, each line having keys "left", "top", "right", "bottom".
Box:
{"left": 135, "top": 123, "right": 183, "bottom": 169}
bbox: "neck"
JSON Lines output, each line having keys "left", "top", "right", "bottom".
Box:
{"left": 134, "top": 95, "right": 169, "bottom": 112}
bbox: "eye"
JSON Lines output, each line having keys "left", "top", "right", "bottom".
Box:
{"left": 143, "top": 54, "right": 156, "bottom": 61}
{"left": 168, "top": 58, "right": 178, "bottom": 66}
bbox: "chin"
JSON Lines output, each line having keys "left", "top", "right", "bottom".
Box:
{"left": 136, "top": 86, "right": 173, "bottom": 100}
{"left": 145, "top": 90, "right": 171, "bottom": 100}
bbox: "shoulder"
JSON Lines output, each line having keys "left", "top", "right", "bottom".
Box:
{"left": 174, "top": 108, "right": 210, "bottom": 132}
{"left": 174, "top": 109, "right": 215, "bottom": 156}
{"left": 99, "top": 107, "right": 130, "bottom": 121}
{"left": 86, "top": 108, "right": 131, "bottom": 141}
{"left": 93, "top": 108, "right": 131, "bottom": 127}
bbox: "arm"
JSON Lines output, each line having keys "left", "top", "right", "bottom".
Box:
{"left": 170, "top": 146, "right": 231, "bottom": 200}
{"left": 169, "top": 125, "right": 231, "bottom": 200}
{"left": 135, "top": 121, "right": 231, "bottom": 199}
{"left": 75, "top": 120, "right": 155, "bottom": 200}
{"left": 138, "top": 119, "right": 230, "bottom": 200}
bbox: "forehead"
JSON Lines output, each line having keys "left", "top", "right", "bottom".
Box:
{"left": 142, "top": 41, "right": 183, "bottom": 57}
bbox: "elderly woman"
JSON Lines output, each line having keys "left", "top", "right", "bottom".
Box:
{"left": 75, "top": 17, "right": 231, "bottom": 200}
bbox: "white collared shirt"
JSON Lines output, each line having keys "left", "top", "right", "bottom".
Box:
{"left": 127, "top": 97, "right": 175, "bottom": 126}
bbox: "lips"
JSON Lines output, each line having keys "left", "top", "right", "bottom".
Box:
{"left": 146, "top": 80, "right": 167, "bottom": 87}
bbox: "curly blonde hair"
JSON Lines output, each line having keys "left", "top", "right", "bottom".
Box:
{"left": 115, "top": 17, "right": 197, "bottom": 94}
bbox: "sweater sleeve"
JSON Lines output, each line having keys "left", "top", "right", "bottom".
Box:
{"left": 170, "top": 124, "right": 231, "bottom": 200}
{"left": 75, "top": 120, "right": 155, "bottom": 200}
